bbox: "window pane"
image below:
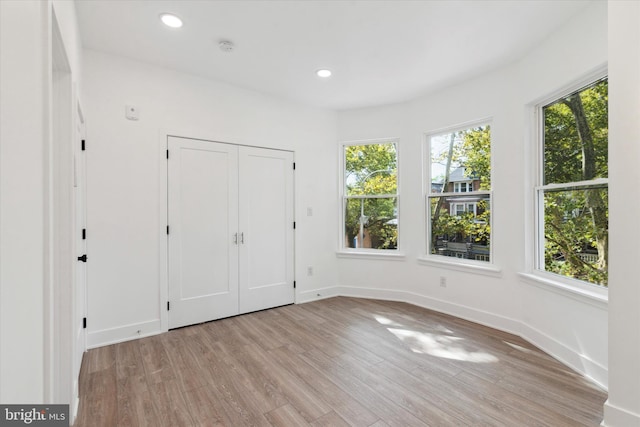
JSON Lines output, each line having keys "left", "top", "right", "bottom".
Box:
{"left": 345, "top": 143, "right": 397, "bottom": 196}
{"left": 344, "top": 197, "right": 397, "bottom": 250}
{"left": 429, "top": 194, "right": 490, "bottom": 262}
{"left": 430, "top": 125, "right": 491, "bottom": 193}
{"left": 542, "top": 187, "right": 608, "bottom": 286}
{"left": 543, "top": 79, "right": 608, "bottom": 185}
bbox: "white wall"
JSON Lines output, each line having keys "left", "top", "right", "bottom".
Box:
{"left": 0, "top": 0, "right": 48, "bottom": 403}
{"left": 605, "top": 2, "right": 640, "bottom": 425}
{"left": 333, "top": 1, "right": 609, "bottom": 388}
{"left": 82, "top": 50, "right": 338, "bottom": 347}
{"left": 0, "top": 0, "right": 83, "bottom": 406}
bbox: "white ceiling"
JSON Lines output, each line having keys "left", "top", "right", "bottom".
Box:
{"left": 75, "top": 0, "right": 595, "bottom": 111}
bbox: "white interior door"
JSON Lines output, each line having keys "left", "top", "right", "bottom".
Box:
{"left": 72, "top": 100, "right": 86, "bottom": 408}
{"left": 168, "top": 137, "right": 239, "bottom": 329}
{"left": 238, "top": 147, "right": 294, "bottom": 314}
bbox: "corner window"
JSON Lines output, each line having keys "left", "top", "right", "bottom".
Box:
{"left": 342, "top": 140, "right": 398, "bottom": 250}
{"left": 427, "top": 123, "right": 492, "bottom": 262}
{"left": 537, "top": 77, "right": 608, "bottom": 286}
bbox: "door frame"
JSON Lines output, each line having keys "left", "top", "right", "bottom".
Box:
{"left": 158, "top": 130, "right": 297, "bottom": 332}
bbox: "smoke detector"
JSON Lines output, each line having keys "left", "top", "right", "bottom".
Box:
{"left": 219, "top": 40, "right": 235, "bottom": 53}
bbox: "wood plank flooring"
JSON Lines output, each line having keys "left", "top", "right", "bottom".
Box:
{"left": 74, "top": 297, "right": 607, "bottom": 426}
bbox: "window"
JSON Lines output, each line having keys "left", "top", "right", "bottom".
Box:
{"left": 342, "top": 140, "right": 398, "bottom": 250}
{"left": 450, "top": 203, "right": 477, "bottom": 216}
{"left": 427, "top": 123, "right": 491, "bottom": 262}
{"left": 537, "top": 77, "right": 608, "bottom": 287}
{"left": 454, "top": 182, "right": 473, "bottom": 193}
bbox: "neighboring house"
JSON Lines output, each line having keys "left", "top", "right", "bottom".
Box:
{"left": 445, "top": 166, "right": 485, "bottom": 216}
{"left": 433, "top": 166, "right": 490, "bottom": 261}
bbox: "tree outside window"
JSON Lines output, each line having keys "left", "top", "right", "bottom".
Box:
{"left": 343, "top": 142, "right": 398, "bottom": 250}
{"left": 427, "top": 124, "right": 492, "bottom": 262}
{"left": 540, "top": 78, "right": 608, "bottom": 286}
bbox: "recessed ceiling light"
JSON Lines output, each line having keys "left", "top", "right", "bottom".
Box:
{"left": 160, "top": 13, "right": 183, "bottom": 29}
{"left": 316, "top": 69, "right": 332, "bottom": 78}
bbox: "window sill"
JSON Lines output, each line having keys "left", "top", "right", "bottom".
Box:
{"left": 518, "top": 272, "right": 608, "bottom": 308}
{"left": 416, "top": 256, "right": 502, "bottom": 277}
{"left": 336, "top": 250, "right": 406, "bottom": 261}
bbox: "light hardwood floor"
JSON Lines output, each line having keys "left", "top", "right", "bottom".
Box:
{"left": 74, "top": 297, "right": 606, "bottom": 426}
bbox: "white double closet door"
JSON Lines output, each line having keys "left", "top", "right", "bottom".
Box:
{"left": 168, "top": 136, "right": 294, "bottom": 329}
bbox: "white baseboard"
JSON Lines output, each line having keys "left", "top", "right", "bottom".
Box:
{"left": 298, "top": 285, "right": 608, "bottom": 391}
{"left": 300, "top": 285, "right": 520, "bottom": 334}
{"left": 519, "top": 323, "right": 608, "bottom": 389}
{"left": 602, "top": 400, "right": 640, "bottom": 426}
{"left": 87, "top": 319, "right": 163, "bottom": 348}
{"left": 297, "top": 286, "right": 343, "bottom": 303}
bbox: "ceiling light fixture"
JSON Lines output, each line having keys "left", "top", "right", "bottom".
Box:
{"left": 316, "top": 69, "right": 332, "bottom": 78}
{"left": 160, "top": 13, "right": 183, "bottom": 29}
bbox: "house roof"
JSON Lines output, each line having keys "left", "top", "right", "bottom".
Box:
{"left": 448, "top": 167, "right": 476, "bottom": 182}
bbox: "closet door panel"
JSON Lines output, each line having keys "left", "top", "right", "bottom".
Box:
{"left": 168, "top": 137, "right": 239, "bottom": 329}
{"left": 238, "top": 147, "right": 294, "bottom": 314}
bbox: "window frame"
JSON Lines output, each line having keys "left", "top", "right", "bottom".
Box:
{"left": 338, "top": 138, "right": 401, "bottom": 255}
{"left": 531, "top": 71, "right": 609, "bottom": 292}
{"left": 424, "top": 119, "right": 494, "bottom": 267}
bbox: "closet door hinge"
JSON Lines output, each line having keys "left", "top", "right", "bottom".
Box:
{"left": 167, "top": 301, "right": 170, "bottom": 311}
{"left": 167, "top": 225, "right": 170, "bottom": 235}
{"left": 293, "top": 281, "right": 296, "bottom": 289}
{"left": 293, "top": 162, "right": 296, "bottom": 170}
{"left": 166, "top": 149, "right": 169, "bottom": 159}
{"left": 82, "top": 229, "right": 86, "bottom": 240}
{"left": 81, "top": 140, "right": 86, "bottom": 151}
{"left": 293, "top": 222, "right": 296, "bottom": 230}
{"left": 83, "top": 317, "right": 87, "bottom": 329}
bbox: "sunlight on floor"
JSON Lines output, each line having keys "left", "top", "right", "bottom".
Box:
{"left": 386, "top": 327, "right": 499, "bottom": 363}
{"left": 372, "top": 313, "right": 498, "bottom": 363}
{"left": 373, "top": 315, "right": 402, "bottom": 327}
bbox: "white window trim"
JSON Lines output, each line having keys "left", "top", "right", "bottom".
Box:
{"left": 518, "top": 273, "right": 607, "bottom": 308}
{"left": 417, "top": 255, "right": 502, "bottom": 277}
{"left": 523, "top": 65, "right": 609, "bottom": 298}
{"left": 423, "top": 119, "right": 495, "bottom": 269}
{"left": 338, "top": 138, "right": 401, "bottom": 256}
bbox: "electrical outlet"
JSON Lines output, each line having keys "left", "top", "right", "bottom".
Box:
{"left": 440, "top": 276, "right": 447, "bottom": 287}
{"left": 307, "top": 266, "right": 313, "bottom": 276}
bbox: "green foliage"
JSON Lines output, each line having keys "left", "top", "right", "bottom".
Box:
{"left": 453, "top": 126, "right": 492, "bottom": 190}
{"left": 431, "top": 198, "right": 491, "bottom": 249}
{"left": 431, "top": 125, "right": 491, "bottom": 189}
{"left": 544, "top": 80, "right": 608, "bottom": 184}
{"left": 344, "top": 143, "right": 398, "bottom": 249}
{"left": 429, "top": 126, "right": 491, "bottom": 260}
{"left": 543, "top": 79, "right": 608, "bottom": 286}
